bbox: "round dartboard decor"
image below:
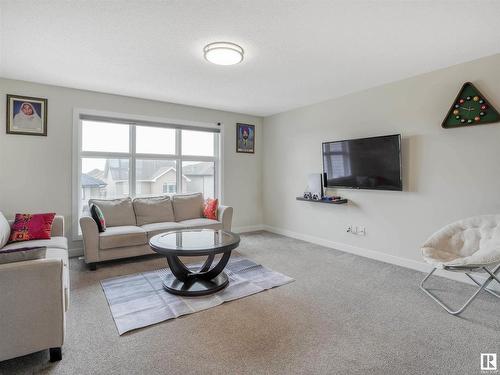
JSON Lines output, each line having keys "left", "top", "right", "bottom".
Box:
{"left": 442, "top": 82, "right": 500, "bottom": 129}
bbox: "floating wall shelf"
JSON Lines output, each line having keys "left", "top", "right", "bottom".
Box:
{"left": 296, "top": 197, "right": 348, "bottom": 205}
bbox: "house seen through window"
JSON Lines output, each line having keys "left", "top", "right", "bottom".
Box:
{"left": 79, "top": 119, "right": 219, "bottom": 224}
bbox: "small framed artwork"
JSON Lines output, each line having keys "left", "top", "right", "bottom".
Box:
{"left": 6, "top": 94, "right": 48, "bottom": 136}
{"left": 236, "top": 123, "right": 255, "bottom": 153}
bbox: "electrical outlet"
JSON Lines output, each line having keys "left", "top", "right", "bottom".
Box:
{"left": 347, "top": 225, "right": 366, "bottom": 235}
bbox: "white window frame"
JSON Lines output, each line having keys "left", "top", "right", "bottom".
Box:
{"left": 72, "top": 108, "right": 224, "bottom": 241}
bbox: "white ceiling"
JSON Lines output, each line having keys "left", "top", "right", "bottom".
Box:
{"left": 1, "top": 1, "right": 500, "bottom": 117}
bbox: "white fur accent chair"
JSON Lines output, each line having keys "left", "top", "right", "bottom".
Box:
{"left": 420, "top": 215, "right": 500, "bottom": 315}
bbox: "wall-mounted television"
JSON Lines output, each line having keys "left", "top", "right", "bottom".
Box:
{"left": 322, "top": 134, "right": 402, "bottom": 191}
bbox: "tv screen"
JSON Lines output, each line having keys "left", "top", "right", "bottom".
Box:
{"left": 322, "top": 134, "right": 402, "bottom": 191}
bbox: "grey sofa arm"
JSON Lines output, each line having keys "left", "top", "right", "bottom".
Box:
{"left": 0, "top": 258, "right": 65, "bottom": 362}
{"left": 79, "top": 216, "right": 99, "bottom": 263}
{"left": 218, "top": 205, "right": 233, "bottom": 231}
{"left": 51, "top": 215, "right": 65, "bottom": 237}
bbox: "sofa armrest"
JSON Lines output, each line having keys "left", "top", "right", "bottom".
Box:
{"left": 218, "top": 205, "right": 233, "bottom": 231}
{"left": 0, "top": 258, "right": 65, "bottom": 361}
{"left": 80, "top": 216, "right": 99, "bottom": 263}
{"left": 51, "top": 215, "right": 65, "bottom": 237}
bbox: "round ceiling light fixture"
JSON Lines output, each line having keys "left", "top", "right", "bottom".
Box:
{"left": 203, "top": 42, "right": 244, "bottom": 65}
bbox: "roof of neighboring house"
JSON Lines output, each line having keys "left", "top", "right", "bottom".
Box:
{"left": 87, "top": 168, "right": 105, "bottom": 180}
{"left": 104, "top": 159, "right": 213, "bottom": 182}
{"left": 105, "top": 159, "right": 130, "bottom": 181}
{"left": 182, "top": 163, "right": 214, "bottom": 176}
{"left": 81, "top": 173, "right": 107, "bottom": 188}
{"left": 148, "top": 167, "right": 190, "bottom": 183}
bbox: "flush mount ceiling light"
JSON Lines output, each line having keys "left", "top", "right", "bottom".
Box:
{"left": 203, "top": 42, "right": 244, "bottom": 65}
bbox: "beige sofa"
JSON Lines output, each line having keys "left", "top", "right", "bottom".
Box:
{"left": 0, "top": 215, "right": 69, "bottom": 362}
{"left": 80, "top": 193, "right": 233, "bottom": 270}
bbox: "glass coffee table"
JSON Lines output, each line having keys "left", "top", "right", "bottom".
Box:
{"left": 149, "top": 229, "right": 240, "bottom": 296}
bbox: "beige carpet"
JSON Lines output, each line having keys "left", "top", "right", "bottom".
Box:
{"left": 0, "top": 231, "right": 499, "bottom": 375}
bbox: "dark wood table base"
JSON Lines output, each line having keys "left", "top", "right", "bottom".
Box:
{"left": 163, "top": 252, "right": 231, "bottom": 296}
{"left": 163, "top": 272, "right": 229, "bottom": 296}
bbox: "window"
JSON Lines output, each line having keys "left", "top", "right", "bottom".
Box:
{"left": 136, "top": 126, "right": 175, "bottom": 155}
{"left": 163, "top": 183, "right": 176, "bottom": 194}
{"left": 82, "top": 121, "right": 129, "bottom": 153}
{"left": 181, "top": 161, "right": 214, "bottom": 198}
{"left": 76, "top": 115, "right": 220, "bottom": 237}
{"left": 136, "top": 159, "right": 177, "bottom": 197}
{"left": 181, "top": 130, "right": 214, "bottom": 156}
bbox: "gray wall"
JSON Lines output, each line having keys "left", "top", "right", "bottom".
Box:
{"left": 0, "top": 78, "right": 263, "bottom": 250}
{"left": 262, "top": 53, "right": 500, "bottom": 265}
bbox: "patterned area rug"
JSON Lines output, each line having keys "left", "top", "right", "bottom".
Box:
{"left": 101, "top": 256, "right": 294, "bottom": 334}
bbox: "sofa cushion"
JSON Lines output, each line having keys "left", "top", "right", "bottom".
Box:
{"left": 133, "top": 196, "right": 175, "bottom": 226}
{"left": 0, "top": 246, "right": 46, "bottom": 265}
{"left": 141, "top": 221, "right": 187, "bottom": 239}
{"left": 178, "top": 218, "right": 223, "bottom": 230}
{"left": 9, "top": 213, "right": 56, "bottom": 242}
{"left": 89, "top": 197, "right": 136, "bottom": 227}
{"left": 2, "top": 236, "right": 68, "bottom": 251}
{"left": 99, "top": 226, "right": 147, "bottom": 250}
{"left": 0, "top": 212, "right": 10, "bottom": 248}
{"left": 172, "top": 193, "right": 204, "bottom": 222}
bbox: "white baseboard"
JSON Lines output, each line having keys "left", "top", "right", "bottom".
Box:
{"left": 232, "top": 225, "right": 265, "bottom": 233}
{"left": 262, "top": 224, "right": 500, "bottom": 291}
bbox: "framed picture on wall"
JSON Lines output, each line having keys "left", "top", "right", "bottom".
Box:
{"left": 236, "top": 123, "right": 255, "bottom": 153}
{"left": 6, "top": 94, "right": 48, "bottom": 136}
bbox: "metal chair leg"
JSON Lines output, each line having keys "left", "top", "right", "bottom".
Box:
{"left": 419, "top": 266, "right": 499, "bottom": 316}
{"left": 483, "top": 263, "right": 500, "bottom": 283}
{"left": 465, "top": 270, "right": 500, "bottom": 299}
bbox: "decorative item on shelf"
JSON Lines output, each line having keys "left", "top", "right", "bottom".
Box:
{"left": 442, "top": 82, "right": 500, "bottom": 129}
{"left": 321, "top": 195, "right": 341, "bottom": 201}
{"left": 303, "top": 192, "right": 312, "bottom": 199}
{"left": 6, "top": 94, "right": 48, "bottom": 136}
{"left": 306, "top": 173, "right": 324, "bottom": 200}
{"left": 236, "top": 123, "right": 255, "bottom": 153}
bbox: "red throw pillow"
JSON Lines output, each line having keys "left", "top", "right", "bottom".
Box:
{"left": 203, "top": 199, "right": 218, "bottom": 220}
{"left": 9, "top": 213, "right": 56, "bottom": 243}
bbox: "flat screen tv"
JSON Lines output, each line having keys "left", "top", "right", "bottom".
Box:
{"left": 322, "top": 134, "right": 402, "bottom": 191}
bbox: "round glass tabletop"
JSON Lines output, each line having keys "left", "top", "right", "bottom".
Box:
{"left": 149, "top": 229, "right": 240, "bottom": 256}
